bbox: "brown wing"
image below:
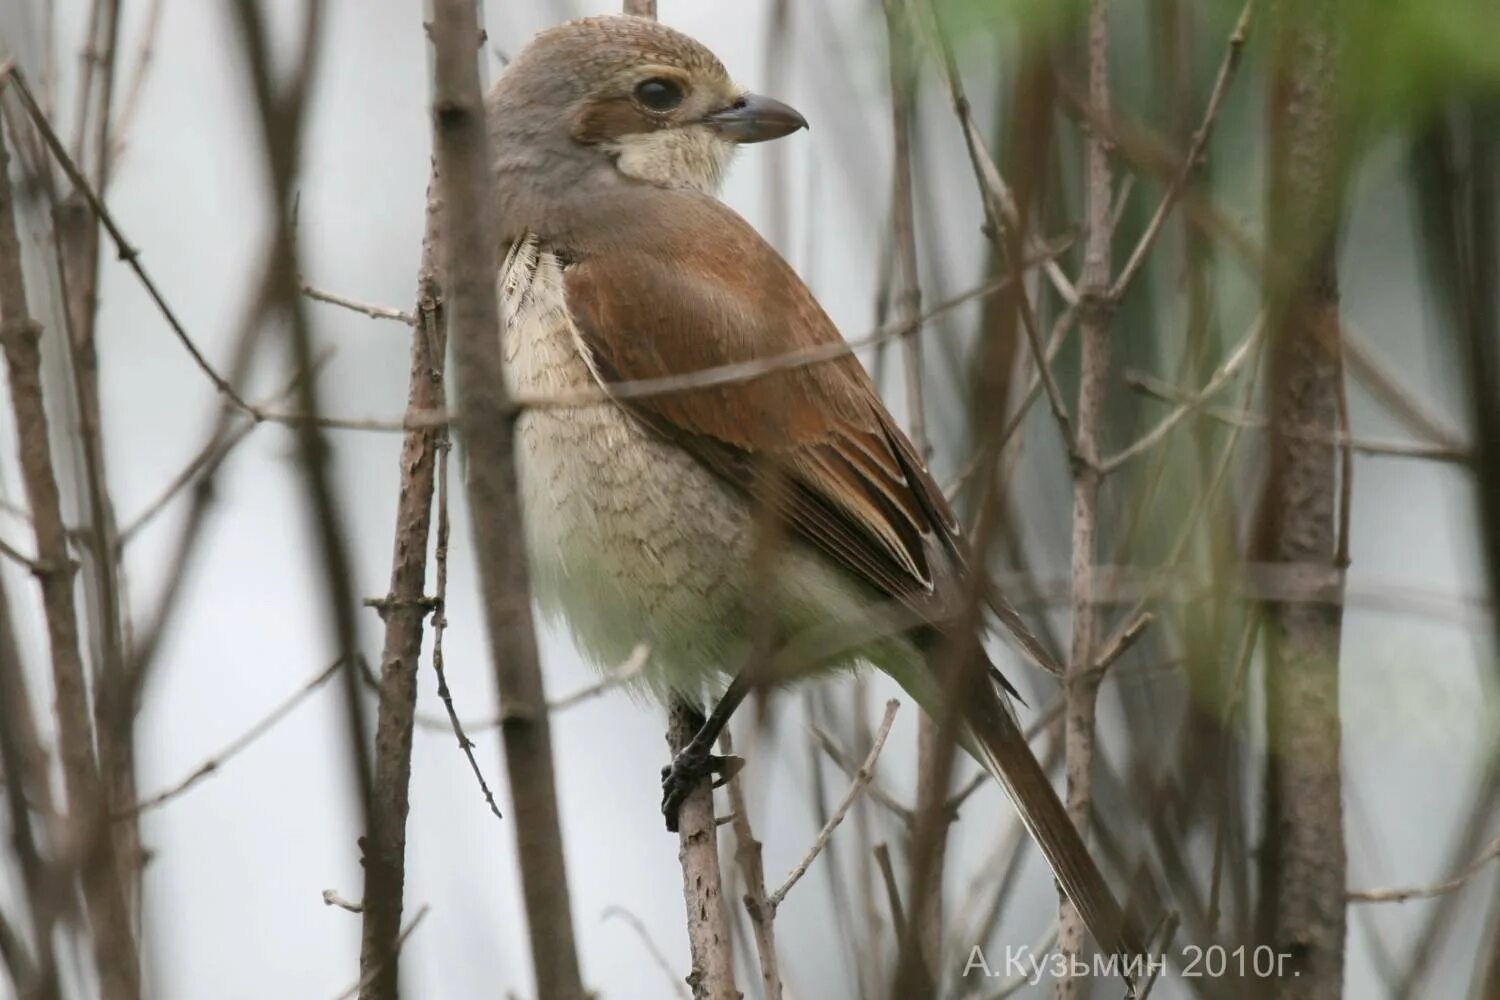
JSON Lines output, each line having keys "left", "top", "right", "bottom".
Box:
{"left": 561, "top": 191, "right": 960, "bottom": 608}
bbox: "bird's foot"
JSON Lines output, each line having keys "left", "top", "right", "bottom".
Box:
{"left": 660, "top": 746, "right": 744, "bottom": 832}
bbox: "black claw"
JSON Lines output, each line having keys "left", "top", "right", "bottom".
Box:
{"left": 710, "top": 754, "right": 744, "bottom": 789}
{"left": 660, "top": 748, "right": 746, "bottom": 832}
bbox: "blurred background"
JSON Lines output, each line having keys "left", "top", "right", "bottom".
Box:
{"left": 0, "top": 0, "right": 1497, "bottom": 998}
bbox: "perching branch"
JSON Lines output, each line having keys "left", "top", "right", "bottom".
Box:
{"left": 667, "top": 701, "right": 739, "bottom": 1000}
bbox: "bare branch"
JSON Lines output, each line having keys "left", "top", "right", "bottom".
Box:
{"left": 1347, "top": 836, "right": 1500, "bottom": 904}
{"left": 428, "top": 3, "right": 586, "bottom": 997}
{"left": 770, "top": 700, "right": 900, "bottom": 910}
{"left": 302, "top": 282, "right": 415, "bottom": 325}
{"left": 335, "top": 906, "right": 430, "bottom": 1000}
{"left": 1056, "top": 0, "right": 1120, "bottom": 988}
{"left": 359, "top": 170, "right": 457, "bottom": 998}
{"left": 720, "top": 729, "right": 783, "bottom": 1000}
{"left": 1109, "top": 0, "right": 1255, "bottom": 299}
{"left": 1125, "top": 374, "right": 1470, "bottom": 463}
{"left": 120, "top": 658, "right": 342, "bottom": 819}
{"left": 7, "top": 67, "right": 254, "bottom": 415}
{"left": 323, "top": 890, "right": 363, "bottom": 914}
{"left": 667, "top": 700, "right": 739, "bottom": 1000}
{"left": 1100, "top": 317, "right": 1262, "bottom": 473}
{"left": 0, "top": 80, "right": 139, "bottom": 1000}
{"left": 602, "top": 907, "right": 692, "bottom": 1000}
{"left": 810, "top": 723, "right": 913, "bottom": 824}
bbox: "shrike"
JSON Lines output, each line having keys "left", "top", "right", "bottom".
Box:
{"left": 489, "top": 15, "right": 1137, "bottom": 959}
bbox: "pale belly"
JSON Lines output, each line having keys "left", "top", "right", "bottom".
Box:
{"left": 499, "top": 239, "right": 891, "bottom": 700}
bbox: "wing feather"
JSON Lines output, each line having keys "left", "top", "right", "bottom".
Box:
{"left": 561, "top": 192, "right": 958, "bottom": 608}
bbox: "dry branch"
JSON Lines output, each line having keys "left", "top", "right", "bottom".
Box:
{"left": 770, "top": 699, "right": 900, "bottom": 910}
{"left": 1109, "top": 0, "right": 1254, "bottom": 300}
{"left": 720, "top": 729, "right": 782, "bottom": 1000}
{"left": 358, "top": 174, "right": 449, "bottom": 1000}
{"left": 1347, "top": 835, "right": 1500, "bottom": 905}
{"left": 122, "top": 658, "right": 343, "bottom": 819}
{"left": 428, "top": 3, "right": 586, "bottom": 998}
{"left": 0, "top": 88, "right": 139, "bottom": 1000}
{"left": 302, "top": 282, "right": 415, "bottom": 325}
{"left": 6, "top": 67, "right": 252, "bottom": 414}
{"left": 667, "top": 701, "right": 739, "bottom": 1000}
{"left": 602, "top": 907, "right": 693, "bottom": 1000}
{"left": 1255, "top": 2, "right": 1349, "bottom": 995}
{"left": 1056, "top": 1, "right": 1118, "bottom": 992}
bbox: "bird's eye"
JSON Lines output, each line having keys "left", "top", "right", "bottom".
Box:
{"left": 635, "top": 78, "right": 685, "bottom": 112}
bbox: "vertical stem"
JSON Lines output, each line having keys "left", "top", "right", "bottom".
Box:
{"left": 1057, "top": 0, "right": 1115, "bottom": 994}
{"left": 721, "top": 729, "right": 782, "bottom": 1000}
{"left": 1256, "top": 2, "right": 1347, "bottom": 996}
{"left": 668, "top": 702, "right": 740, "bottom": 1000}
{"left": 358, "top": 180, "right": 448, "bottom": 1000}
{"left": 882, "top": 0, "right": 945, "bottom": 975}
{"left": 0, "top": 103, "right": 139, "bottom": 1000}
{"left": 428, "top": 3, "right": 587, "bottom": 998}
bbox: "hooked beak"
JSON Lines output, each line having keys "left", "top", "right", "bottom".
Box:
{"left": 703, "top": 93, "right": 809, "bottom": 144}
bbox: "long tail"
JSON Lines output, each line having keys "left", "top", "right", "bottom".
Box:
{"left": 964, "top": 672, "right": 1143, "bottom": 960}
{"left": 880, "top": 641, "right": 1143, "bottom": 962}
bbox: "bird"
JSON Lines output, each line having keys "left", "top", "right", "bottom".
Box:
{"left": 488, "top": 14, "right": 1140, "bottom": 963}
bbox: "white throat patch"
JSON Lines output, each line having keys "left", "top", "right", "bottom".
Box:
{"left": 604, "top": 126, "right": 737, "bottom": 195}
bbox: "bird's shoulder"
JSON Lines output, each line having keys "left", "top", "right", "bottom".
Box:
{"left": 542, "top": 187, "right": 964, "bottom": 606}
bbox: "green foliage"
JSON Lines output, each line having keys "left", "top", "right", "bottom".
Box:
{"left": 1343, "top": 0, "right": 1500, "bottom": 129}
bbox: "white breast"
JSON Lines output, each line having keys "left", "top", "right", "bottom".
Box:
{"left": 499, "top": 237, "right": 898, "bottom": 700}
{"left": 500, "top": 238, "right": 755, "bottom": 698}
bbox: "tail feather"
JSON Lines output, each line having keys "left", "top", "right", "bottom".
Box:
{"left": 877, "top": 639, "right": 1142, "bottom": 962}
{"left": 965, "top": 679, "right": 1144, "bottom": 961}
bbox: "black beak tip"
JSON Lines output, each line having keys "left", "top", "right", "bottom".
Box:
{"left": 708, "top": 92, "right": 809, "bottom": 144}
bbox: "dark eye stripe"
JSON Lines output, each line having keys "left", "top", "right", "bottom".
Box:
{"left": 635, "top": 78, "right": 684, "bottom": 112}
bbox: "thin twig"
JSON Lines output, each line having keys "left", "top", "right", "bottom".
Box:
{"left": 302, "top": 282, "right": 415, "bottom": 325}
{"left": 602, "top": 907, "right": 692, "bottom": 1000}
{"left": 105, "top": 0, "right": 165, "bottom": 162}
{"left": 400, "top": 644, "right": 649, "bottom": 733}
{"left": 1341, "top": 323, "right": 1467, "bottom": 450}
{"left": 544, "top": 644, "right": 650, "bottom": 713}
{"left": 116, "top": 352, "right": 331, "bottom": 547}
{"left": 810, "top": 723, "right": 913, "bottom": 824}
{"left": 323, "top": 890, "right": 363, "bottom": 914}
{"left": 180, "top": 263, "right": 1068, "bottom": 435}
{"left": 334, "top": 906, "right": 430, "bottom": 1000}
{"left": 7, "top": 67, "right": 254, "bottom": 415}
{"left": 769, "top": 700, "right": 900, "bottom": 910}
{"left": 720, "top": 729, "right": 783, "bottom": 1000}
{"left": 1125, "top": 374, "right": 1471, "bottom": 463}
{"left": 1347, "top": 836, "right": 1500, "bottom": 904}
{"left": 1099, "top": 317, "right": 1262, "bottom": 473}
{"left": 120, "top": 658, "right": 342, "bottom": 819}
{"left": 1109, "top": 0, "right": 1254, "bottom": 300}
{"left": 0, "top": 85, "right": 139, "bottom": 1000}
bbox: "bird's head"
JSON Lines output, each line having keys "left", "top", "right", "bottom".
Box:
{"left": 492, "top": 15, "right": 807, "bottom": 196}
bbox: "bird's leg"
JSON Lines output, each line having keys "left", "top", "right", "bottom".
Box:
{"left": 661, "top": 673, "right": 751, "bottom": 832}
